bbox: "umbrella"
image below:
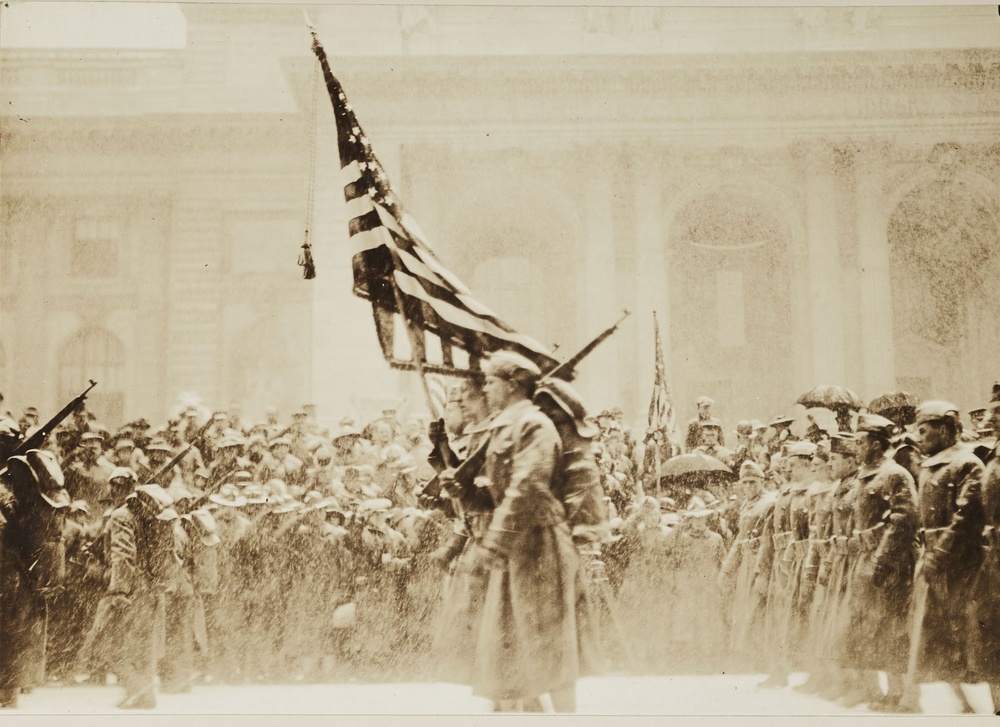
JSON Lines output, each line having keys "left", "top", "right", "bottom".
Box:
{"left": 796, "top": 385, "right": 864, "bottom": 412}
{"left": 657, "top": 452, "right": 734, "bottom": 480}
{"left": 868, "top": 391, "right": 919, "bottom": 428}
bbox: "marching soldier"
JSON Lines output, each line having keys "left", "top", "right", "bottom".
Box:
{"left": 86, "top": 484, "right": 180, "bottom": 708}
{"left": 0, "top": 450, "right": 71, "bottom": 708}
{"left": 466, "top": 352, "right": 581, "bottom": 712}
{"left": 694, "top": 420, "right": 735, "bottom": 469}
{"left": 63, "top": 431, "right": 114, "bottom": 521}
{"left": 898, "top": 401, "right": 986, "bottom": 713}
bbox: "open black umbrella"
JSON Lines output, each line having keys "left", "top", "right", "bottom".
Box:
{"left": 868, "top": 391, "right": 919, "bottom": 428}
{"left": 796, "top": 385, "right": 864, "bottom": 412}
{"left": 656, "top": 452, "right": 735, "bottom": 503}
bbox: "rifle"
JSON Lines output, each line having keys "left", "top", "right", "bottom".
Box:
{"left": 5, "top": 380, "right": 97, "bottom": 465}
{"left": 148, "top": 417, "right": 215, "bottom": 486}
{"left": 422, "top": 311, "right": 631, "bottom": 501}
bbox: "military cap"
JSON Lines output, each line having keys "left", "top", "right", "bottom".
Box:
{"left": 185, "top": 509, "right": 221, "bottom": 547}
{"left": 194, "top": 467, "right": 210, "bottom": 480}
{"left": 109, "top": 467, "right": 138, "bottom": 484}
{"left": 357, "top": 497, "right": 393, "bottom": 517}
{"left": 682, "top": 496, "right": 713, "bottom": 518}
{"left": 739, "top": 460, "right": 765, "bottom": 480}
{"left": 208, "top": 483, "right": 247, "bottom": 508}
{"left": 215, "top": 434, "right": 245, "bottom": 450}
{"left": 785, "top": 440, "right": 817, "bottom": 459}
{"left": 269, "top": 436, "right": 292, "bottom": 448}
{"left": 8, "top": 450, "right": 71, "bottom": 508}
{"left": 695, "top": 396, "right": 715, "bottom": 407}
{"left": 769, "top": 415, "right": 796, "bottom": 428}
{"left": 534, "top": 378, "right": 599, "bottom": 439}
{"left": 699, "top": 418, "right": 724, "bottom": 430}
{"left": 828, "top": 432, "right": 858, "bottom": 456}
{"left": 0, "top": 417, "right": 19, "bottom": 439}
{"left": 240, "top": 484, "right": 270, "bottom": 505}
{"left": 69, "top": 499, "right": 90, "bottom": 515}
{"left": 114, "top": 438, "right": 135, "bottom": 450}
{"left": 735, "top": 420, "right": 753, "bottom": 436}
{"left": 80, "top": 431, "right": 105, "bottom": 443}
{"left": 333, "top": 424, "right": 362, "bottom": 443}
{"left": 969, "top": 407, "right": 987, "bottom": 416}
{"left": 24, "top": 406, "right": 39, "bottom": 416}
{"left": 914, "top": 400, "right": 960, "bottom": 426}
{"left": 483, "top": 350, "right": 542, "bottom": 382}
{"left": 233, "top": 470, "right": 254, "bottom": 483}
{"left": 856, "top": 414, "right": 896, "bottom": 437}
{"left": 145, "top": 438, "right": 173, "bottom": 453}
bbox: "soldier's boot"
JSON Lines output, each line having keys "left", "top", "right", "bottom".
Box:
{"left": 892, "top": 681, "right": 922, "bottom": 714}
{"left": 493, "top": 700, "right": 523, "bottom": 712}
{"left": 320, "top": 655, "right": 337, "bottom": 681}
{"left": 949, "top": 683, "right": 975, "bottom": 714}
{"left": 837, "top": 670, "right": 881, "bottom": 708}
{"left": 989, "top": 683, "right": 1000, "bottom": 715}
{"left": 869, "top": 672, "right": 905, "bottom": 711}
{"left": 0, "top": 687, "right": 19, "bottom": 709}
{"left": 550, "top": 685, "right": 577, "bottom": 713}
{"left": 817, "top": 667, "right": 848, "bottom": 701}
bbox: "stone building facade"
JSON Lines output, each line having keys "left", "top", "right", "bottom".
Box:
{"left": 1, "top": 4, "right": 998, "bottom": 430}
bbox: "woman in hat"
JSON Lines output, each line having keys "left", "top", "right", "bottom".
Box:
{"left": 0, "top": 450, "right": 71, "bottom": 708}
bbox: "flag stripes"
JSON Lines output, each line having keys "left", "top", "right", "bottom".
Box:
{"left": 311, "top": 34, "right": 558, "bottom": 376}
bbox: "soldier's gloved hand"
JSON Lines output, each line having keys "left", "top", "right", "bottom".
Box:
{"left": 427, "top": 419, "right": 448, "bottom": 448}
{"left": 109, "top": 593, "right": 132, "bottom": 610}
{"left": 871, "top": 559, "right": 890, "bottom": 588}
{"left": 922, "top": 549, "right": 946, "bottom": 579}
{"left": 471, "top": 544, "right": 504, "bottom": 573}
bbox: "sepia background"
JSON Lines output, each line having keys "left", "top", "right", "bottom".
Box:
{"left": 1, "top": 2, "right": 998, "bottom": 431}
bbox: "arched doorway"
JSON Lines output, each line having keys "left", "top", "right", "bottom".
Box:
{"left": 888, "top": 172, "right": 1000, "bottom": 406}
{"left": 668, "top": 188, "right": 795, "bottom": 422}
{"left": 59, "top": 327, "right": 126, "bottom": 426}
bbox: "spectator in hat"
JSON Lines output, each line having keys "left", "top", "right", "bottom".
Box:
{"left": 63, "top": 431, "right": 115, "bottom": 521}
{"left": 207, "top": 436, "right": 248, "bottom": 493}
{"left": 694, "top": 419, "right": 735, "bottom": 469}
{"left": 142, "top": 438, "right": 182, "bottom": 489}
{"left": 109, "top": 438, "right": 137, "bottom": 469}
{"left": 17, "top": 406, "right": 40, "bottom": 439}
{"left": 686, "top": 396, "right": 723, "bottom": 452}
{"left": 257, "top": 437, "right": 305, "bottom": 490}
{"left": 897, "top": 401, "right": 986, "bottom": 714}
{"left": 332, "top": 423, "right": 366, "bottom": 468}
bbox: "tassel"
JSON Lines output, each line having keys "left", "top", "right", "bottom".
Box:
{"left": 298, "top": 240, "right": 316, "bottom": 280}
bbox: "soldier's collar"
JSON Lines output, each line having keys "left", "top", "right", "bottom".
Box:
{"left": 488, "top": 399, "right": 535, "bottom": 430}
{"left": 920, "top": 443, "right": 963, "bottom": 469}
{"left": 856, "top": 461, "right": 882, "bottom": 480}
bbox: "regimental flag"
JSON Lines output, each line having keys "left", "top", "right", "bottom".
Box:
{"left": 309, "top": 32, "right": 558, "bottom": 378}
{"left": 648, "top": 311, "right": 677, "bottom": 438}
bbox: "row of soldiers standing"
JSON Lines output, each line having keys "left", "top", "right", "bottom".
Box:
{"left": 721, "top": 389, "right": 1000, "bottom": 714}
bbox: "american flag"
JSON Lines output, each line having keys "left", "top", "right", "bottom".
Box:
{"left": 648, "top": 311, "right": 677, "bottom": 437}
{"left": 310, "top": 33, "right": 558, "bottom": 377}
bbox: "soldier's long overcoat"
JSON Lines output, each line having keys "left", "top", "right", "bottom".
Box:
{"left": 471, "top": 399, "right": 580, "bottom": 703}
{"left": 840, "top": 457, "right": 918, "bottom": 674}
{"left": 910, "top": 444, "right": 985, "bottom": 683}
{"left": 968, "top": 446, "right": 1000, "bottom": 681}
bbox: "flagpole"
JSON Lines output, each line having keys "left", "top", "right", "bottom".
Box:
{"left": 386, "top": 247, "right": 444, "bottom": 420}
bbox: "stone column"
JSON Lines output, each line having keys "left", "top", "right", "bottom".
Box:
{"left": 577, "top": 148, "right": 619, "bottom": 410}
{"left": 792, "top": 140, "right": 846, "bottom": 388}
{"left": 854, "top": 139, "right": 896, "bottom": 398}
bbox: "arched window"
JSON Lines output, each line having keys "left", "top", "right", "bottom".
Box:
{"left": 472, "top": 255, "right": 544, "bottom": 340}
{"left": 59, "top": 328, "right": 126, "bottom": 426}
